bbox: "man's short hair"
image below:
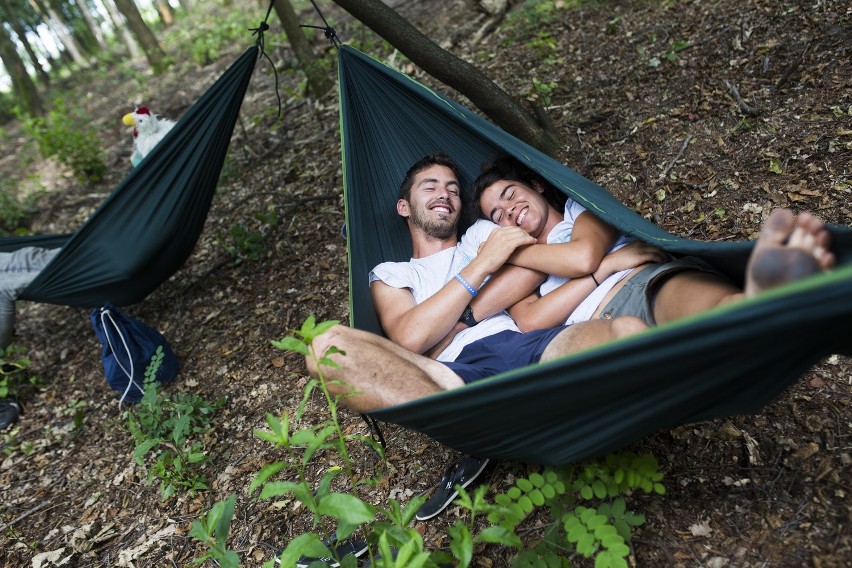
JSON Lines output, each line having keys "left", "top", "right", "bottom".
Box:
{"left": 398, "top": 152, "right": 464, "bottom": 204}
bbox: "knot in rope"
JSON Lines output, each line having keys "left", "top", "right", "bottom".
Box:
{"left": 251, "top": 2, "right": 281, "bottom": 120}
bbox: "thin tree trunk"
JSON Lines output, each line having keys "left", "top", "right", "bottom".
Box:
{"left": 112, "top": 0, "right": 168, "bottom": 72}
{"left": 30, "top": 0, "right": 88, "bottom": 67}
{"left": 330, "top": 0, "right": 561, "bottom": 155}
{"left": 97, "top": 0, "right": 143, "bottom": 59}
{"left": 273, "top": 0, "right": 331, "bottom": 97}
{"left": 47, "top": 0, "right": 96, "bottom": 57}
{"left": 156, "top": 0, "right": 174, "bottom": 26}
{"left": 0, "top": 21, "right": 43, "bottom": 116}
{"left": 76, "top": 0, "right": 108, "bottom": 48}
{"left": 1, "top": 0, "right": 50, "bottom": 86}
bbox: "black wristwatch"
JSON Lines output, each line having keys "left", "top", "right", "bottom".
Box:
{"left": 459, "top": 304, "right": 479, "bottom": 327}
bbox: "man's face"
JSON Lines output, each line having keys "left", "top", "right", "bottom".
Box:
{"left": 398, "top": 164, "right": 462, "bottom": 240}
{"left": 479, "top": 179, "right": 549, "bottom": 240}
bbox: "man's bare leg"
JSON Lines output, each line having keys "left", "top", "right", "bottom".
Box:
{"left": 306, "top": 324, "right": 465, "bottom": 413}
{"left": 541, "top": 317, "right": 648, "bottom": 362}
{"left": 744, "top": 208, "right": 835, "bottom": 296}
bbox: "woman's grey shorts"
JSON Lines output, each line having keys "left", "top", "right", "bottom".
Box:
{"left": 596, "top": 257, "right": 725, "bottom": 325}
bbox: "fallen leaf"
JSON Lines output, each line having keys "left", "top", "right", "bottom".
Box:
{"left": 32, "top": 548, "right": 73, "bottom": 568}
{"left": 689, "top": 519, "right": 713, "bottom": 537}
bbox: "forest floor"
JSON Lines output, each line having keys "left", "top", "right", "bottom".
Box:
{"left": 1, "top": 0, "right": 850, "bottom": 566}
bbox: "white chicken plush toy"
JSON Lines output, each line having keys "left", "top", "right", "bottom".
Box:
{"left": 122, "top": 106, "right": 176, "bottom": 167}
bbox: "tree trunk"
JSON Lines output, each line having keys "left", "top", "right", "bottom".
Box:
{"left": 0, "top": 0, "right": 51, "bottom": 86}
{"left": 273, "top": 0, "right": 332, "bottom": 97}
{"left": 47, "top": 0, "right": 96, "bottom": 58}
{"left": 30, "top": 0, "right": 88, "bottom": 67}
{"left": 76, "top": 0, "right": 108, "bottom": 49}
{"left": 111, "top": 0, "right": 168, "bottom": 72}
{"left": 97, "top": 0, "right": 143, "bottom": 59}
{"left": 177, "top": 0, "right": 191, "bottom": 12}
{"left": 156, "top": 1, "right": 174, "bottom": 26}
{"left": 0, "top": 21, "right": 43, "bottom": 116}
{"left": 330, "top": 0, "right": 561, "bottom": 156}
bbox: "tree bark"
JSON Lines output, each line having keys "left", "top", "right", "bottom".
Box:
{"left": 111, "top": 0, "right": 168, "bottom": 72}
{"left": 96, "top": 0, "right": 143, "bottom": 59}
{"left": 273, "top": 0, "right": 332, "bottom": 97}
{"left": 156, "top": 0, "right": 174, "bottom": 26}
{"left": 47, "top": 0, "right": 96, "bottom": 57}
{"left": 330, "top": 0, "right": 561, "bottom": 156}
{"left": 0, "top": 21, "right": 43, "bottom": 116}
{"left": 76, "top": 0, "right": 108, "bottom": 49}
{"left": 30, "top": 0, "right": 87, "bottom": 67}
{"left": 0, "top": 0, "right": 51, "bottom": 86}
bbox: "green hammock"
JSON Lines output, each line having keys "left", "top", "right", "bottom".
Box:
{"left": 337, "top": 45, "right": 852, "bottom": 466}
{"left": 0, "top": 46, "right": 258, "bottom": 308}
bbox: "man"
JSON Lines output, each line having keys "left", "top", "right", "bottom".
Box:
{"left": 1, "top": 245, "right": 60, "bottom": 429}
{"left": 1, "top": 246, "right": 60, "bottom": 351}
{"left": 304, "top": 153, "right": 648, "bottom": 413}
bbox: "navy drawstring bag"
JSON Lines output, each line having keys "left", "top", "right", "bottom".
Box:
{"left": 91, "top": 303, "right": 179, "bottom": 405}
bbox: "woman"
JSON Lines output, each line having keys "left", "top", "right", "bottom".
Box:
{"left": 471, "top": 156, "right": 831, "bottom": 331}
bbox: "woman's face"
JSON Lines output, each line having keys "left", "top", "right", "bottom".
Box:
{"left": 479, "top": 179, "right": 550, "bottom": 239}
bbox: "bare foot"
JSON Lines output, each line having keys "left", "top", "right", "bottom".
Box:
{"left": 744, "top": 209, "right": 835, "bottom": 297}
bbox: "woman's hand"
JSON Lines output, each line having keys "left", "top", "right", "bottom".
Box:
{"left": 596, "top": 241, "right": 668, "bottom": 280}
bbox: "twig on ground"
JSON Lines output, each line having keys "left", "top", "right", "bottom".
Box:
{"left": 724, "top": 81, "right": 760, "bottom": 117}
{"left": 0, "top": 500, "right": 60, "bottom": 532}
{"left": 775, "top": 39, "right": 812, "bottom": 90}
{"left": 659, "top": 134, "right": 693, "bottom": 180}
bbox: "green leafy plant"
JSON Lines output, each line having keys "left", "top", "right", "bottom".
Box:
{"left": 0, "top": 179, "right": 41, "bottom": 236}
{"left": 126, "top": 347, "right": 226, "bottom": 500}
{"left": 193, "top": 317, "right": 664, "bottom": 567}
{"left": 527, "top": 77, "right": 559, "bottom": 107}
{"left": 190, "top": 495, "right": 240, "bottom": 568}
{"left": 221, "top": 208, "right": 279, "bottom": 263}
{"left": 0, "top": 345, "right": 40, "bottom": 399}
{"left": 19, "top": 99, "right": 106, "bottom": 183}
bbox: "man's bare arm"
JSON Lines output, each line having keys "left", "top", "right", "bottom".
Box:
{"left": 372, "top": 227, "right": 535, "bottom": 354}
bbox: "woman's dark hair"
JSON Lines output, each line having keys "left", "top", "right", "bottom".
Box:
{"left": 471, "top": 155, "right": 566, "bottom": 219}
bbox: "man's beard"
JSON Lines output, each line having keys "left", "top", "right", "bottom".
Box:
{"left": 410, "top": 203, "right": 458, "bottom": 240}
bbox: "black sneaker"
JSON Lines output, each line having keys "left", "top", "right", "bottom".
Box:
{"left": 277, "top": 535, "right": 368, "bottom": 568}
{"left": 0, "top": 399, "right": 21, "bottom": 430}
{"left": 415, "top": 456, "right": 490, "bottom": 521}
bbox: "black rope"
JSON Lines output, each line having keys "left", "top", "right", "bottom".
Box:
{"left": 303, "top": 0, "right": 342, "bottom": 48}
{"left": 250, "top": 0, "right": 282, "bottom": 119}
{"left": 360, "top": 413, "right": 386, "bottom": 460}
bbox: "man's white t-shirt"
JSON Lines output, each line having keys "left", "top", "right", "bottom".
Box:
{"left": 369, "top": 219, "right": 519, "bottom": 362}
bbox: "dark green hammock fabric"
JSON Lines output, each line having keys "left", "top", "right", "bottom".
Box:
{"left": 337, "top": 45, "right": 852, "bottom": 466}
{"left": 0, "top": 46, "right": 258, "bottom": 308}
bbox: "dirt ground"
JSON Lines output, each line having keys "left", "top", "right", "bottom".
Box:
{"left": 1, "top": 0, "right": 850, "bottom": 566}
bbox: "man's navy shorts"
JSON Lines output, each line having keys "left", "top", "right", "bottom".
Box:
{"left": 443, "top": 327, "right": 569, "bottom": 384}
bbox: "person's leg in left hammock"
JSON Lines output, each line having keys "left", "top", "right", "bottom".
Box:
{"left": 1, "top": 246, "right": 60, "bottom": 428}
{"left": 0, "top": 246, "right": 61, "bottom": 350}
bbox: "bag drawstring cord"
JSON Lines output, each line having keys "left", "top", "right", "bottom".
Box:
{"left": 100, "top": 308, "right": 144, "bottom": 409}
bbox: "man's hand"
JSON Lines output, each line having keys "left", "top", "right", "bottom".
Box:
{"left": 475, "top": 226, "right": 536, "bottom": 274}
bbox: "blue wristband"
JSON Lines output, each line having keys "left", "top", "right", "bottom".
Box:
{"left": 454, "top": 274, "right": 478, "bottom": 296}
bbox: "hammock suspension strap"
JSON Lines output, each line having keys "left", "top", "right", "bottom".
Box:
{"left": 303, "top": 0, "right": 342, "bottom": 48}
{"left": 251, "top": 0, "right": 282, "bottom": 118}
